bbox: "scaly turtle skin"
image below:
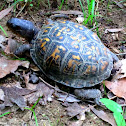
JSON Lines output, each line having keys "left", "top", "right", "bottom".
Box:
{"left": 7, "top": 18, "right": 118, "bottom": 104}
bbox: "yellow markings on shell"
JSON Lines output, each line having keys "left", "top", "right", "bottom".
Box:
{"left": 56, "top": 32, "right": 61, "bottom": 37}
{"left": 59, "top": 36, "right": 63, "bottom": 39}
{"left": 55, "top": 27, "right": 59, "bottom": 31}
{"left": 79, "top": 27, "right": 83, "bottom": 30}
{"left": 88, "top": 55, "right": 92, "bottom": 59}
{"left": 41, "top": 38, "right": 50, "bottom": 51}
{"left": 71, "top": 41, "right": 79, "bottom": 49}
{"left": 86, "top": 51, "right": 91, "bottom": 55}
{"left": 46, "top": 45, "right": 66, "bottom": 66}
{"left": 67, "top": 59, "right": 80, "bottom": 73}
{"left": 101, "top": 61, "right": 108, "bottom": 71}
{"left": 41, "top": 41, "right": 46, "bottom": 48}
{"left": 43, "top": 38, "right": 50, "bottom": 41}
{"left": 92, "top": 57, "right": 96, "bottom": 60}
{"left": 74, "top": 25, "right": 79, "bottom": 28}
{"left": 60, "top": 21, "right": 66, "bottom": 23}
{"left": 67, "top": 28, "right": 70, "bottom": 31}
{"left": 59, "top": 27, "right": 66, "bottom": 32}
{"left": 72, "top": 55, "right": 80, "bottom": 60}
{"left": 85, "top": 65, "right": 91, "bottom": 74}
{"left": 46, "top": 27, "right": 51, "bottom": 29}
{"left": 91, "top": 46, "right": 95, "bottom": 50}
{"left": 70, "top": 36, "right": 77, "bottom": 40}
{"left": 44, "top": 30, "right": 48, "bottom": 33}
{"left": 66, "top": 55, "right": 81, "bottom": 73}
{"left": 75, "top": 45, "right": 79, "bottom": 48}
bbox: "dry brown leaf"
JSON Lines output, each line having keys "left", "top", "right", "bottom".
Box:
{"left": 113, "top": 59, "right": 126, "bottom": 80}
{"left": 91, "top": 106, "right": 116, "bottom": 126}
{"left": 66, "top": 102, "right": 89, "bottom": 119}
{"left": 0, "top": 5, "right": 14, "bottom": 20}
{"left": 4, "top": 38, "right": 20, "bottom": 54}
{"left": 26, "top": 82, "right": 54, "bottom": 105}
{"left": 0, "top": 57, "right": 29, "bottom": 78}
{"left": 105, "top": 79, "right": 126, "bottom": 100}
{"left": 0, "top": 86, "right": 33, "bottom": 110}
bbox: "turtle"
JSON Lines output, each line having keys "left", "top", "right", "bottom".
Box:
{"left": 7, "top": 18, "right": 118, "bottom": 104}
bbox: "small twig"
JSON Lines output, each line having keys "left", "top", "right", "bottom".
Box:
{"left": 112, "top": 0, "right": 124, "bottom": 8}
{"left": 39, "top": 77, "right": 77, "bottom": 98}
{"left": 121, "top": 104, "right": 126, "bottom": 107}
{"left": 109, "top": 95, "right": 117, "bottom": 100}
{"left": 90, "top": 24, "right": 101, "bottom": 31}
{"left": 116, "top": 53, "right": 126, "bottom": 56}
{"left": 16, "top": 2, "right": 27, "bottom": 17}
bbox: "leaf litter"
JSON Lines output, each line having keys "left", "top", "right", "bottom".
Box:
{"left": 0, "top": 39, "right": 125, "bottom": 125}
{"left": 105, "top": 59, "right": 126, "bottom": 101}
{"left": 0, "top": 57, "right": 29, "bottom": 78}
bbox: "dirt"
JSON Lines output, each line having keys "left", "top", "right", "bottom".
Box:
{"left": 0, "top": 0, "right": 125, "bottom": 126}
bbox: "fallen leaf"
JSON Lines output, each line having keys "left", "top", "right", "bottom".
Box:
{"left": 4, "top": 38, "right": 20, "bottom": 54}
{"left": 26, "top": 82, "right": 54, "bottom": 105}
{"left": 113, "top": 59, "right": 126, "bottom": 80}
{"left": 0, "top": 5, "right": 14, "bottom": 20}
{"left": 0, "top": 86, "right": 34, "bottom": 110}
{"left": 0, "top": 57, "right": 29, "bottom": 78}
{"left": 66, "top": 102, "right": 89, "bottom": 119}
{"left": 105, "top": 79, "right": 126, "bottom": 100}
{"left": 91, "top": 106, "right": 116, "bottom": 126}
{"left": 105, "top": 28, "right": 124, "bottom": 33}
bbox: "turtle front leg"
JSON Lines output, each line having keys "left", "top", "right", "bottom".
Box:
{"left": 74, "top": 89, "right": 102, "bottom": 105}
{"left": 15, "top": 44, "right": 31, "bottom": 55}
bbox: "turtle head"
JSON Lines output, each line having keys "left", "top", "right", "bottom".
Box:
{"left": 7, "top": 18, "right": 39, "bottom": 41}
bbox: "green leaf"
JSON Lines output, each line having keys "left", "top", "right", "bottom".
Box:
{"left": 100, "top": 98, "right": 123, "bottom": 113}
{"left": 113, "top": 112, "right": 125, "bottom": 126}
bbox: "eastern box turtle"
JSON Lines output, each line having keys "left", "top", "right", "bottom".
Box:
{"left": 7, "top": 18, "right": 118, "bottom": 104}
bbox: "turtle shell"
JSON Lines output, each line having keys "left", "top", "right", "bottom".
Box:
{"left": 30, "top": 20, "right": 115, "bottom": 88}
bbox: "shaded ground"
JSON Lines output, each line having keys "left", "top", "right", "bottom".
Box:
{"left": 0, "top": 0, "right": 125, "bottom": 126}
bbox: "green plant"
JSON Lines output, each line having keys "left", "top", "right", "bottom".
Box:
{"left": 0, "top": 25, "right": 8, "bottom": 37}
{"left": 0, "top": 112, "right": 11, "bottom": 117}
{"left": 79, "top": 0, "right": 96, "bottom": 25}
{"left": 24, "top": 97, "right": 42, "bottom": 126}
{"left": 100, "top": 98, "right": 125, "bottom": 126}
{"left": 58, "top": 0, "right": 65, "bottom": 10}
